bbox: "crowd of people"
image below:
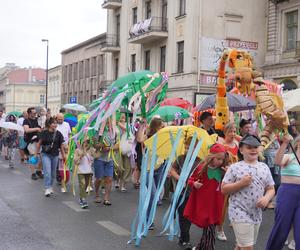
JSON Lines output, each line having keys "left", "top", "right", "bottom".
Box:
{"left": 0, "top": 107, "right": 299, "bottom": 250}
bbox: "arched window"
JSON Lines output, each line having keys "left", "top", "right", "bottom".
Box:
{"left": 281, "top": 79, "right": 297, "bottom": 91}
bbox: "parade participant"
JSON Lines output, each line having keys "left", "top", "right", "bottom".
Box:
{"left": 222, "top": 134, "right": 275, "bottom": 250}
{"left": 37, "top": 108, "right": 47, "bottom": 129}
{"left": 116, "top": 114, "right": 133, "bottom": 192}
{"left": 169, "top": 136, "right": 201, "bottom": 248}
{"left": 239, "top": 119, "right": 252, "bottom": 137}
{"left": 184, "top": 143, "right": 227, "bottom": 250}
{"left": 35, "top": 117, "right": 65, "bottom": 197}
{"left": 17, "top": 111, "right": 28, "bottom": 162}
{"left": 288, "top": 118, "right": 299, "bottom": 139}
{"left": 56, "top": 113, "right": 71, "bottom": 192}
{"left": 23, "top": 107, "right": 43, "bottom": 180}
{"left": 266, "top": 134, "right": 300, "bottom": 250}
{"left": 93, "top": 134, "right": 116, "bottom": 206}
{"left": 199, "top": 112, "right": 216, "bottom": 135}
{"left": 3, "top": 115, "right": 18, "bottom": 168}
{"left": 0, "top": 109, "right": 5, "bottom": 155}
{"left": 74, "top": 138, "right": 94, "bottom": 209}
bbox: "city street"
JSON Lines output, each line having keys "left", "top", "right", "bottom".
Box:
{"left": 0, "top": 158, "right": 290, "bottom": 250}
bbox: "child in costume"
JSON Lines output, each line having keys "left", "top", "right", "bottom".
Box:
{"left": 74, "top": 138, "right": 94, "bottom": 209}
{"left": 184, "top": 143, "right": 227, "bottom": 250}
{"left": 222, "top": 134, "right": 275, "bottom": 250}
{"left": 169, "top": 137, "right": 201, "bottom": 248}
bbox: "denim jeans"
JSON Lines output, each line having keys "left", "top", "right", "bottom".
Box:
{"left": 42, "top": 153, "right": 59, "bottom": 189}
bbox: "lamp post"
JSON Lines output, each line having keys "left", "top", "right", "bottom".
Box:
{"left": 41, "top": 39, "right": 49, "bottom": 109}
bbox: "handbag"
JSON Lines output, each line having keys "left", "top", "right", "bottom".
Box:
{"left": 120, "top": 132, "right": 134, "bottom": 156}
{"left": 43, "top": 130, "right": 57, "bottom": 153}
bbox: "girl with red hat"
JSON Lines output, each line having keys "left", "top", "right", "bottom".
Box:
{"left": 184, "top": 143, "right": 227, "bottom": 250}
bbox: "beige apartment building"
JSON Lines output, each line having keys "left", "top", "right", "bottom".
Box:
{"left": 101, "top": 0, "right": 267, "bottom": 104}
{"left": 4, "top": 68, "right": 46, "bottom": 112}
{"left": 61, "top": 33, "right": 108, "bottom": 106}
{"left": 263, "top": 0, "right": 300, "bottom": 89}
{"left": 48, "top": 65, "right": 62, "bottom": 115}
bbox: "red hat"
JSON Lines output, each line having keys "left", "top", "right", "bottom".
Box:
{"left": 209, "top": 143, "right": 226, "bottom": 154}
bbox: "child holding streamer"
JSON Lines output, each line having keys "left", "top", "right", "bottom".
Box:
{"left": 184, "top": 143, "right": 227, "bottom": 250}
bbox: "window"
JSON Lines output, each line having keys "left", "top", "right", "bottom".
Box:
{"left": 179, "top": 0, "right": 186, "bottom": 16}
{"left": 73, "top": 63, "right": 78, "bottom": 80}
{"left": 79, "top": 61, "right": 84, "bottom": 79}
{"left": 145, "top": 50, "right": 150, "bottom": 70}
{"left": 85, "top": 59, "right": 90, "bottom": 78}
{"left": 177, "top": 41, "right": 184, "bottom": 73}
{"left": 146, "top": 1, "right": 151, "bottom": 19}
{"left": 98, "top": 55, "right": 104, "bottom": 75}
{"left": 160, "top": 46, "right": 166, "bottom": 72}
{"left": 116, "top": 14, "right": 120, "bottom": 45}
{"left": 162, "top": 0, "right": 168, "bottom": 19}
{"left": 40, "top": 95, "right": 45, "bottom": 104}
{"left": 286, "top": 10, "right": 298, "bottom": 50}
{"left": 115, "top": 58, "right": 119, "bottom": 80}
{"left": 131, "top": 54, "right": 136, "bottom": 72}
{"left": 63, "top": 66, "right": 68, "bottom": 82}
{"left": 91, "top": 57, "right": 97, "bottom": 77}
{"left": 132, "top": 7, "right": 137, "bottom": 25}
{"left": 68, "top": 64, "right": 72, "bottom": 82}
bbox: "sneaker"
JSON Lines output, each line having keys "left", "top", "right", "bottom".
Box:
{"left": 86, "top": 186, "right": 93, "bottom": 193}
{"left": 31, "top": 173, "right": 38, "bottom": 180}
{"left": 79, "top": 199, "right": 88, "bottom": 209}
{"left": 9, "top": 162, "right": 14, "bottom": 168}
{"left": 216, "top": 230, "right": 227, "bottom": 241}
{"left": 285, "top": 240, "right": 289, "bottom": 245}
{"left": 121, "top": 187, "right": 127, "bottom": 193}
{"left": 288, "top": 240, "right": 295, "bottom": 250}
{"left": 45, "top": 189, "right": 51, "bottom": 197}
{"left": 49, "top": 187, "right": 54, "bottom": 194}
{"left": 178, "top": 240, "right": 191, "bottom": 247}
{"left": 36, "top": 170, "right": 44, "bottom": 179}
{"left": 61, "top": 187, "right": 67, "bottom": 193}
{"left": 148, "top": 223, "right": 155, "bottom": 230}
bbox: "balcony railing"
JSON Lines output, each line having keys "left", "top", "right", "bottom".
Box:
{"left": 296, "top": 41, "right": 300, "bottom": 58}
{"left": 102, "top": 0, "right": 122, "bottom": 9}
{"left": 100, "top": 34, "right": 120, "bottom": 53}
{"left": 269, "top": 0, "right": 289, "bottom": 4}
{"left": 129, "top": 17, "right": 168, "bottom": 44}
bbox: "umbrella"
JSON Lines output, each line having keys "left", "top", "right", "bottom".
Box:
{"left": 196, "top": 93, "right": 256, "bottom": 112}
{"left": 62, "top": 103, "right": 87, "bottom": 112}
{"left": 283, "top": 88, "right": 300, "bottom": 112}
{"left": 144, "top": 125, "right": 217, "bottom": 160}
{"left": 7, "top": 111, "right": 22, "bottom": 117}
{"left": 161, "top": 98, "right": 192, "bottom": 110}
{"left": 147, "top": 106, "right": 190, "bottom": 122}
{"left": 0, "top": 121, "right": 24, "bottom": 132}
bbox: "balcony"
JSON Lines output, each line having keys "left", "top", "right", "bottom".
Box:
{"left": 102, "top": 0, "right": 122, "bottom": 9}
{"left": 269, "top": 0, "right": 289, "bottom": 4}
{"left": 100, "top": 35, "right": 120, "bottom": 53}
{"left": 296, "top": 41, "right": 300, "bottom": 59}
{"left": 129, "top": 17, "right": 168, "bottom": 44}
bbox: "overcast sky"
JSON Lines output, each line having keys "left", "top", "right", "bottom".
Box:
{"left": 0, "top": 0, "right": 107, "bottom": 69}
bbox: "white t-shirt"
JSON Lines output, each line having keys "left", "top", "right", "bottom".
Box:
{"left": 78, "top": 154, "right": 93, "bottom": 174}
{"left": 17, "top": 117, "right": 25, "bottom": 136}
{"left": 57, "top": 122, "right": 71, "bottom": 144}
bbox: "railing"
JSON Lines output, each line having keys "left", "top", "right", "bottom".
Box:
{"left": 296, "top": 41, "right": 300, "bottom": 58}
{"left": 269, "top": 0, "right": 289, "bottom": 4}
{"left": 103, "top": 0, "right": 122, "bottom": 4}
{"left": 100, "top": 34, "right": 120, "bottom": 48}
{"left": 129, "top": 17, "right": 168, "bottom": 39}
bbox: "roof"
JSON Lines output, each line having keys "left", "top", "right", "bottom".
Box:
{"left": 7, "top": 68, "right": 45, "bottom": 84}
{"left": 61, "top": 33, "right": 106, "bottom": 54}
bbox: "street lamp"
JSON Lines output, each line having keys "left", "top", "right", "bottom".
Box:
{"left": 41, "top": 39, "right": 49, "bottom": 109}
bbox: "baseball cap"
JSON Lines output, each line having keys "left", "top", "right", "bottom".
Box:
{"left": 239, "top": 134, "right": 261, "bottom": 147}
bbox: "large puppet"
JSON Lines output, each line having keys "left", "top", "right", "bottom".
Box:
{"left": 215, "top": 49, "right": 289, "bottom": 148}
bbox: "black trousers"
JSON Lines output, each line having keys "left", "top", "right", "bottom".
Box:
{"left": 177, "top": 195, "right": 192, "bottom": 243}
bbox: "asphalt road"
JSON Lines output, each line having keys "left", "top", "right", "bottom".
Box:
{"left": 0, "top": 157, "right": 291, "bottom": 250}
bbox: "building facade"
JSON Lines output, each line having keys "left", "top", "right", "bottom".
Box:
{"left": 48, "top": 65, "right": 62, "bottom": 115}
{"left": 61, "top": 33, "right": 108, "bottom": 106}
{"left": 263, "top": 0, "right": 300, "bottom": 90}
{"left": 4, "top": 68, "right": 46, "bottom": 112}
{"left": 102, "top": 0, "right": 267, "bottom": 104}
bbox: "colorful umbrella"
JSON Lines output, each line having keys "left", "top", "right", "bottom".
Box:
{"left": 62, "top": 103, "right": 87, "bottom": 112}
{"left": 0, "top": 121, "right": 24, "bottom": 132}
{"left": 144, "top": 125, "right": 217, "bottom": 160}
{"left": 7, "top": 111, "right": 22, "bottom": 117}
{"left": 196, "top": 93, "right": 256, "bottom": 112}
{"left": 147, "top": 105, "right": 190, "bottom": 122}
{"left": 161, "top": 98, "right": 192, "bottom": 110}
